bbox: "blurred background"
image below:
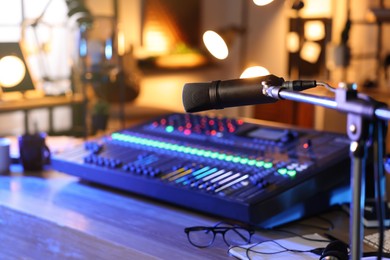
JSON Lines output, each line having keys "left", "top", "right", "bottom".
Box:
{"left": 0, "top": 0, "right": 389, "bottom": 138}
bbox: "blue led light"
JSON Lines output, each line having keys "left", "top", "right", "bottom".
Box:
{"left": 176, "top": 166, "right": 210, "bottom": 184}
{"left": 194, "top": 167, "right": 218, "bottom": 180}
{"left": 105, "top": 38, "right": 113, "bottom": 60}
{"left": 79, "top": 38, "right": 87, "bottom": 57}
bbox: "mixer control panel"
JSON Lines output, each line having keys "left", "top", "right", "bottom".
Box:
{"left": 52, "top": 113, "right": 350, "bottom": 227}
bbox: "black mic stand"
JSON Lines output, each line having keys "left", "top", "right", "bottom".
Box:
{"left": 264, "top": 82, "right": 390, "bottom": 260}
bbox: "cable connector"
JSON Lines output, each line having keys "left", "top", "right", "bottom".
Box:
{"left": 282, "top": 80, "right": 317, "bottom": 91}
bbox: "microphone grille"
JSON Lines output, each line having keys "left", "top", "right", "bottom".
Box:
{"left": 182, "top": 83, "right": 211, "bottom": 112}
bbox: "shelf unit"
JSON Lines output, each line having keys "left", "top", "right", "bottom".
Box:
{"left": 0, "top": 94, "right": 87, "bottom": 137}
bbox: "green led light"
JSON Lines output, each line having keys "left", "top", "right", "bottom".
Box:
{"left": 225, "top": 155, "right": 233, "bottom": 162}
{"left": 196, "top": 150, "right": 205, "bottom": 156}
{"left": 111, "top": 133, "right": 268, "bottom": 169}
{"left": 287, "top": 170, "right": 297, "bottom": 177}
{"left": 256, "top": 161, "right": 264, "bottom": 167}
{"left": 264, "top": 162, "right": 273, "bottom": 169}
{"left": 248, "top": 160, "right": 256, "bottom": 166}
{"left": 176, "top": 146, "right": 184, "bottom": 152}
{"left": 204, "top": 151, "right": 211, "bottom": 157}
{"left": 165, "top": 126, "right": 174, "bottom": 133}
{"left": 218, "top": 154, "right": 226, "bottom": 160}
{"left": 232, "top": 156, "right": 241, "bottom": 163}
{"left": 278, "top": 168, "right": 287, "bottom": 175}
{"left": 210, "top": 152, "right": 219, "bottom": 159}
{"left": 239, "top": 158, "right": 249, "bottom": 164}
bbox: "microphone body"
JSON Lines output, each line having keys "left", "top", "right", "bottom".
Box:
{"left": 182, "top": 74, "right": 285, "bottom": 113}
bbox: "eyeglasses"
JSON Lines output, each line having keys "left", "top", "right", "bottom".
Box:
{"left": 184, "top": 221, "right": 255, "bottom": 248}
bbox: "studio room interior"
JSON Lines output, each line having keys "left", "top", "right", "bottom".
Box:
{"left": 1, "top": 0, "right": 390, "bottom": 259}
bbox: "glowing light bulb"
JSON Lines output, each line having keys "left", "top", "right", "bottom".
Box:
{"left": 253, "top": 0, "right": 274, "bottom": 6}
{"left": 0, "top": 55, "right": 26, "bottom": 88}
{"left": 203, "top": 30, "right": 229, "bottom": 60}
{"left": 240, "top": 66, "right": 270, "bottom": 78}
{"left": 304, "top": 21, "right": 325, "bottom": 41}
{"left": 286, "top": 32, "right": 300, "bottom": 53}
{"left": 300, "top": 41, "right": 321, "bottom": 63}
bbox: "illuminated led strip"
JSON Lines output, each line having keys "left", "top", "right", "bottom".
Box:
{"left": 112, "top": 132, "right": 271, "bottom": 167}
{"left": 215, "top": 174, "right": 249, "bottom": 193}
{"left": 277, "top": 168, "right": 297, "bottom": 177}
{"left": 174, "top": 166, "right": 210, "bottom": 183}
{"left": 182, "top": 167, "right": 218, "bottom": 185}
{"left": 192, "top": 169, "right": 226, "bottom": 188}
{"left": 111, "top": 132, "right": 299, "bottom": 177}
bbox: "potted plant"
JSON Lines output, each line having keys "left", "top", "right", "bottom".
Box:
{"left": 91, "top": 99, "right": 110, "bottom": 134}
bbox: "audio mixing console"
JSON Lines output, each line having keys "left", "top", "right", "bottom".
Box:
{"left": 52, "top": 113, "right": 351, "bottom": 227}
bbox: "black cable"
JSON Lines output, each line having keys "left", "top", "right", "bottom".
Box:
{"left": 290, "top": 215, "right": 335, "bottom": 231}
{"left": 262, "top": 228, "right": 331, "bottom": 243}
{"left": 228, "top": 238, "right": 326, "bottom": 260}
{"left": 226, "top": 214, "right": 340, "bottom": 259}
{"left": 316, "top": 215, "right": 336, "bottom": 230}
{"left": 266, "top": 214, "right": 336, "bottom": 240}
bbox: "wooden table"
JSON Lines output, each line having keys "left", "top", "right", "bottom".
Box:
{"left": 1, "top": 167, "right": 231, "bottom": 259}
{"left": 0, "top": 164, "right": 380, "bottom": 259}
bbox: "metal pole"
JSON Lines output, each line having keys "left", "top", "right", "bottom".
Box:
{"left": 350, "top": 148, "right": 366, "bottom": 260}
{"left": 273, "top": 88, "right": 390, "bottom": 121}
{"left": 265, "top": 84, "right": 390, "bottom": 259}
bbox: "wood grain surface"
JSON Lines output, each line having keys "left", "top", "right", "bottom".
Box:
{"left": 0, "top": 168, "right": 378, "bottom": 259}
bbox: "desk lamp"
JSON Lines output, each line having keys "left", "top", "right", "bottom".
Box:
{"left": 0, "top": 42, "right": 35, "bottom": 99}
{"left": 202, "top": 26, "right": 245, "bottom": 60}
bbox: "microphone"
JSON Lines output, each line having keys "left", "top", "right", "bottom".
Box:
{"left": 182, "top": 74, "right": 285, "bottom": 113}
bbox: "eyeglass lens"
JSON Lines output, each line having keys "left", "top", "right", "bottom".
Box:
{"left": 187, "top": 227, "right": 251, "bottom": 247}
{"left": 223, "top": 227, "right": 252, "bottom": 246}
{"left": 187, "top": 228, "right": 215, "bottom": 247}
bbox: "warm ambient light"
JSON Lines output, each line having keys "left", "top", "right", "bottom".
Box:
{"left": 202, "top": 30, "right": 229, "bottom": 60}
{"left": 300, "top": 41, "right": 321, "bottom": 63}
{"left": 253, "top": 0, "right": 274, "bottom": 6}
{"left": 145, "top": 30, "right": 170, "bottom": 55}
{"left": 155, "top": 53, "right": 207, "bottom": 69}
{"left": 0, "top": 55, "right": 26, "bottom": 88}
{"left": 240, "top": 66, "right": 270, "bottom": 78}
{"left": 304, "top": 21, "right": 325, "bottom": 41}
{"left": 117, "top": 29, "right": 125, "bottom": 56}
{"left": 286, "top": 32, "right": 300, "bottom": 53}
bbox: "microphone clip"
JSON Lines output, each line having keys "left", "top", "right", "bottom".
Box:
{"left": 261, "top": 79, "right": 318, "bottom": 100}
{"left": 261, "top": 81, "right": 283, "bottom": 100}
